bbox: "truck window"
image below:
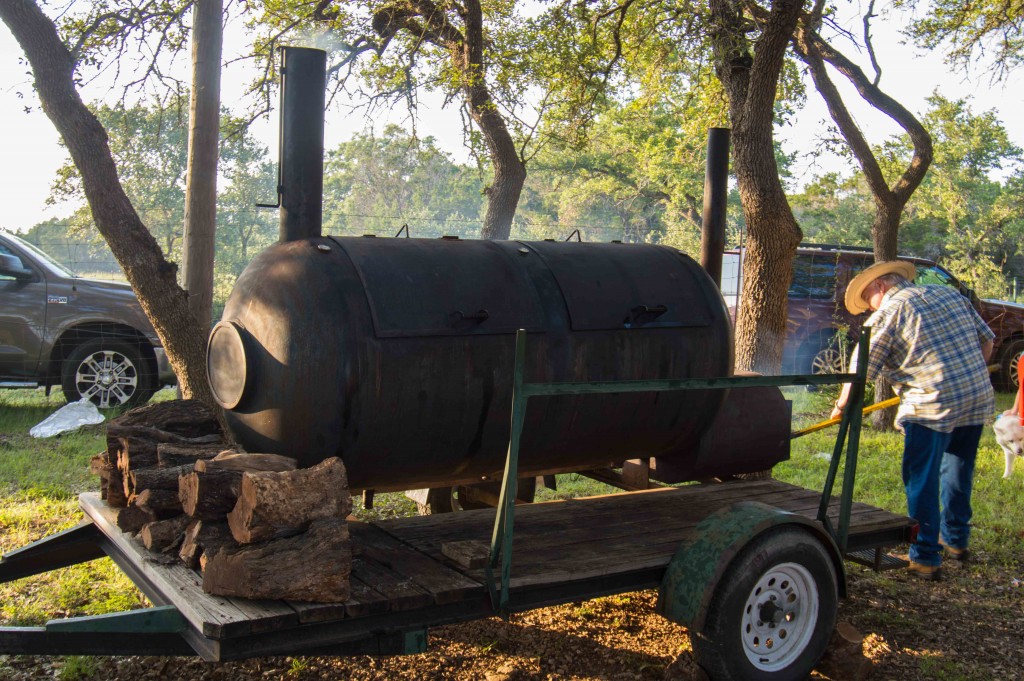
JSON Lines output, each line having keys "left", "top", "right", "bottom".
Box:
{"left": 915, "top": 264, "right": 958, "bottom": 288}
{"left": 789, "top": 255, "right": 837, "bottom": 300}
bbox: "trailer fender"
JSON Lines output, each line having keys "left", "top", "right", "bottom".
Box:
{"left": 657, "top": 500, "right": 846, "bottom": 630}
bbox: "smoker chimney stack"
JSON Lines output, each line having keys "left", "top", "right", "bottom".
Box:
{"left": 277, "top": 46, "right": 326, "bottom": 242}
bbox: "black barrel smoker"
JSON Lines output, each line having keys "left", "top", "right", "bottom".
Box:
{"left": 207, "top": 47, "right": 790, "bottom": 493}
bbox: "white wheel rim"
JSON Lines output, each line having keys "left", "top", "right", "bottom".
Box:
{"left": 740, "top": 561, "right": 820, "bottom": 672}
{"left": 75, "top": 350, "right": 139, "bottom": 408}
{"left": 1012, "top": 352, "right": 1022, "bottom": 389}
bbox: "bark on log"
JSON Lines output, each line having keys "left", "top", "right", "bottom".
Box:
{"left": 141, "top": 515, "right": 191, "bottom": 552}
{"left": 196, "top": 452, "right": 297, "bottom": 474}
{"left": 157, "top": 443, "right": 229, "bottom": 468}
{"left": 227, "top": 457, "right": 351, "bottom": 544}
{"left": 179, "top": 469, "right": 244, "bottom": 519}
{"left": 133, "top": 487, "right": 184, "bottom": 516}
{"left": 179, "top": 520, "right": 235, "bottom": 569}
{"left": 203, "top": 518, "right": 351, "bottom": 602}
{"left": 129, "top": 465, "right": 193, "bottom": 493}
{"left": 116, "top": 500, "right": 158, "bottom": 534}
{"left": 114, "top": 428, "right": 223, "bottom": 474}
{"left": 116, "top": 435, "right": 159, "bottom": 473}
{"left": 106, "top": 469, "right": 128, "bottom": 508}
{"left": 109, "top": 399, "right": 221, "bottom": 437}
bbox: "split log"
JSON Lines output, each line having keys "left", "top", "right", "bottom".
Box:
{"left": 157, "top": 443, "right": 229, "bottom": 468}
{"left": 129, "top": 465, "right": 192, "bottom": 494}
{"left": 180, "top": 454, "right": 297, "bottom": 520}
{"left": 109, "top": 398, "right": 221, "bottom": 438}
{"left": 196, "top": 452, "right": 297, "bottom": 474}
{"left": 106, "top": 469, "right": 128, "bottom": 508}
{"left": 203, "top": 518, "right": 351, "bottom": 602}
{"left": 179, "top": 520, "right": 235, "bottom": 569}
{"left": 141, "top": 515, "right": 191, "bottom": 553}
{"left": 179, "top": 470, "right": 244, "bottom": 519}
{"left": 227, "top": 457, "right": 352, "bottom": 544}
{"left": 116, "top": 500, "right": 158, "bottom": 534}
{"left": 114, "top": 427, "right": 222, "bottom": 473}
{"left": 133, "top": 488, "right": 184, "bottom": 517}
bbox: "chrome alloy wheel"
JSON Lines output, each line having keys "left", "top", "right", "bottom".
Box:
{"left": 74, "top": 349, "right": 140, "bottom": 408}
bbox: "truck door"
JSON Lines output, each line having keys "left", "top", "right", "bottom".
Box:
{"left": 0, "top": 239, "right": 46, "bottom": 380}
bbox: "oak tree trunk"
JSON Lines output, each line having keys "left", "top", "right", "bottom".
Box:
{"left": 710, "top": 0, "right": 805, "bottom": 376}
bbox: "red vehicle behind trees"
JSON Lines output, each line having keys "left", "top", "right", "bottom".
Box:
{"left": 723, "top": 244, "right": 1024, "bottom": 392}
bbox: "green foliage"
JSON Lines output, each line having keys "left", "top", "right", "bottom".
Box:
{"left": 58, "top": 655, "right": 101, "bottom": 681}
{"left": 790, "top": 94, "right": 1024, "bottom": 296}
{"left": 322, "top": 125, "right": 485, "bottom": 238}
{"left": 904, "top": 0, "right": 1024, "bottom": 78}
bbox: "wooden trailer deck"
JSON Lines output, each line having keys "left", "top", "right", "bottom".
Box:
{"left": 77, "top": 478, "right": 913, "bottom": 661}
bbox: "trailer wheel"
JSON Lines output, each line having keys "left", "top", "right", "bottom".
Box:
{"left": 692, "top": 526, "right": 837, "bottom": 680}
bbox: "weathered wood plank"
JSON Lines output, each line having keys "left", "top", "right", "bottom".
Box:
{"left": 348, "top": 556, "right": 433, "bottom": 612}
{"left": 350, "top": 523, "right": 482, "bottom": 604}
{"left": 80, "top": 493, "right": 298, "bottom": 639}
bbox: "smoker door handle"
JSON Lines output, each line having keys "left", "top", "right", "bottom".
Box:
{"left": 449, "top": 309, "right": 490, "bottom": 326}
{"left": 626, "top": 305, "right": 668, "bottom": 326}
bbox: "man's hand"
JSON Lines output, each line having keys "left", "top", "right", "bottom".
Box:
{"left": 830, "top": 403, "right": 844, "bottom": 420}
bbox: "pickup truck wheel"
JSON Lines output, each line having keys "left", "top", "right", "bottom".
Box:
{"left": 801, "top": 332, "right": 850, "bottom": 376}
{"left": 996, "top": 338, "right": 1024, "bottom": 393}
{"left": 691, "top": 526, "right": 838, "bottom": 680}
{"left": 61, "top": 339, "right": 155, "bottom": 409}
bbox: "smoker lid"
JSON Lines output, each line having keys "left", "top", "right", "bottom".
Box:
{"left": 331, "top": 237, "right": 546, "bottom": 338}
{"left": 522, "top": 241, "right": 715, "bottom": 331}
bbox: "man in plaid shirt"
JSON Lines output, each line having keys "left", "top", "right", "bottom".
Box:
{"left": 830, "top": 260, "right": 995, "bottom": 580}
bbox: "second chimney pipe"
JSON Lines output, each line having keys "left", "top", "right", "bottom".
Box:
{"left": 700, "top": 127, "right": 731, "bottom": 288}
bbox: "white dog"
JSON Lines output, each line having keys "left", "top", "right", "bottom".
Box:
{"left": 993, "top": 412, "right": 1024, "bottom": 478}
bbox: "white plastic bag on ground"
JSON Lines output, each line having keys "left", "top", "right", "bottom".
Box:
{"left": 30, "top": 399, "right": 105, "bottom": 438}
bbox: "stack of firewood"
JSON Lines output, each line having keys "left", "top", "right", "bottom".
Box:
{"left": 93, "top": 400, "right": 352, "bottom": 603}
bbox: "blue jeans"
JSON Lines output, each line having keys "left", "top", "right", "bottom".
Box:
{"left": 902, "top": 422, "right": 982, "bottom": 566}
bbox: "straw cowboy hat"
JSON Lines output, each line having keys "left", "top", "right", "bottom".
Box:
{"left": 844, "top": 260, "right": 916, "bottom": 314}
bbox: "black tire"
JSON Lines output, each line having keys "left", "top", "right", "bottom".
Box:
{"left": 426, "top": 477, "right": 537, "bottom": 514}
{"left": 995, "top": 338, "right": 1024, "bottom": 393}
{"left": 61, "top": 338, "right": 156, "bottom": 409}
{"left": 691, "top": 526, "right": 838, "bottom": 681}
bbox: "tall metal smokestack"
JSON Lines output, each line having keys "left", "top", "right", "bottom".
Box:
{"left": 277, "top": 46, "right": 326, "bottom": 243}
{"left": 700, "top": 127, "right": 731, "bottom": 288}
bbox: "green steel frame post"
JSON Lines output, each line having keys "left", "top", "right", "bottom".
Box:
{"left": 487, "top": 327, "right": 872, "bottom": 614}
{"left": 486, "top": 330, "right": 527, "bottom": 612}
{"left": 815, "top": 328, "right": 871, "bottom": 551}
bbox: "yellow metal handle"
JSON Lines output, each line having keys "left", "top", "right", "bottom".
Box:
{"left": 791, "top": 396, "right": 900, "bottom": 439}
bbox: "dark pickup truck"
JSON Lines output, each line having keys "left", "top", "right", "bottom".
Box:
{"left": 0, "top": 230, "right": 175, "bottom": 408}
{"left": 722, "top": 244, "right": 1024, "bottom": 392}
